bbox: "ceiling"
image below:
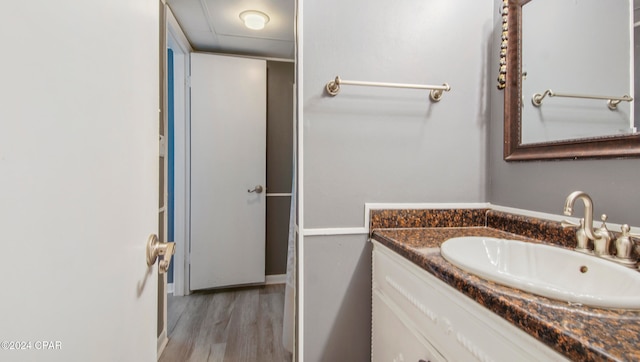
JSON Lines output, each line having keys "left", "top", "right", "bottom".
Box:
{"left": 166, "top": 0, "right": 295, "bottom": 60}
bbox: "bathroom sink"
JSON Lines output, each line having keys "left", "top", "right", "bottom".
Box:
{"left": 440, "top": 236, "right": 640, "bottom": 310}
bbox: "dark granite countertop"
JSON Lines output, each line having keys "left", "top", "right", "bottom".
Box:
{"left": 372, "top": 226, "right": 640, "bottom": 362}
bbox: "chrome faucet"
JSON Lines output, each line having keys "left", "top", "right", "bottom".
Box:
{"left": 563, "top": 191, "right": 639, "bottom": 268}
{"left": 563, "top": 191, "right": 599, "bottom": 241}
{"left": 563, "top": 191, "right": 612, "bottom": 257}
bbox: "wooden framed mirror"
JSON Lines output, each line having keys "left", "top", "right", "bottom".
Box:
{"left": 503, "top": 0, "right": 640, "bottom": 161}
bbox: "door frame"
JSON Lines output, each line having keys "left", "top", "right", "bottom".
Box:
{"left": 167, "top": 6, "right": 193, "bottom": 297}
{"left": 158, "top": 1, "right": 168, "bottom": 356}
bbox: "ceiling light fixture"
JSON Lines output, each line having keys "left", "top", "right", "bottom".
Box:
{"left": 239, "top": 10, "right": 270, "bottom": 30}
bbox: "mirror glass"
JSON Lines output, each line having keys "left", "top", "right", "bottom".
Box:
{"left": 503, "top": 0, "right": 640, "bottom": 160}
{"left": 522, "top": 0, "right": 634, "bottom": 144}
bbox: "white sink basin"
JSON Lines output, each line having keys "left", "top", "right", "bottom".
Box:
{"left": 440, "top": 236, "right": 640, "bottom": 310}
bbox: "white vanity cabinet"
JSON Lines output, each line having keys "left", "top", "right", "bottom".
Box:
{"left": 372, "top": 290, "right": 445, "bottom": 362}
{"left": 372, "top": 241, "right": 569, "bottom": 362}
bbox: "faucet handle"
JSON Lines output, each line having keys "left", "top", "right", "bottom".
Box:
{"left": 620, "top": 224, "right": 640, "bottom": 239}
{"left": 598, "top": 214, "right": 612, "bottom": 232}
{"left": 614, "top": 224, "right": 638, "bottom": 267}
{"left": 593, "top": 214, "right": 614, "bottom": 257}
{"left": 561, "top": 219, "right": 580, "bottom": 228}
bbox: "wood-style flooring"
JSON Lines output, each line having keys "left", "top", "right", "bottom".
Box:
{"left": 159, "top": 284, "right": 292, "bottom": 362}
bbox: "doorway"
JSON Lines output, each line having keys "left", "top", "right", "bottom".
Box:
{"left": 160, "top": 5, "right": 295, "bottom": 361}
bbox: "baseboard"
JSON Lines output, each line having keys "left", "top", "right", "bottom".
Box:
{"left": 167, "top": 283, "right": 175, "bottom": 294}
{"left": 265, "top": 274, "right": 287, "bottom": 285}
{"left": 157, "top": 329, "right": 168, "bottom": 358}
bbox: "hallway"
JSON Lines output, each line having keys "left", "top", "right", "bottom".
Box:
{"left": 159, "top": 284, "right": 292, "bottom": 362}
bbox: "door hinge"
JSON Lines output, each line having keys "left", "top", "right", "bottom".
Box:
{"left": 186, "top": 76, "right": 191, "bottom": 88}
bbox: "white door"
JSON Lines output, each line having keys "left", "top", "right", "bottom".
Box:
{"left": 190, "top": 53, "right": 266, "bottom": 290}
{"left": 1, "top": 1, "right": 159, "bottom": 361}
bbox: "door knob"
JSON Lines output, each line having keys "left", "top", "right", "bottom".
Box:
{"left": 247, "top": 185, "right": 264, "bottom": 193}
{"left": 146, "top": 234, "right": 175, "bottom": 273}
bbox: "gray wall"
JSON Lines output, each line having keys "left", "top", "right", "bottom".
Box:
{"left": 266, "top": 61, "right": 294, "bottom": 275}
{"left": 488, "top": 0, "right": 640, "bottom": 227}
{"left": 303, "top": 235, "right": 372, "bottom": 361}
{"left": 301, "top": 0, "right": 493, "bottom": 360}
{"left": 303, "top": 1, "right": 493, "bottom": 229}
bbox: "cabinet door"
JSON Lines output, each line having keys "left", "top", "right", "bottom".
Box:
{"left": 372, "top": 290, "right": 445, "bottom": 362}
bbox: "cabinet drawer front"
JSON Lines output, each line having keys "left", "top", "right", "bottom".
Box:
{"left": 373, "top": 290, "right": 445, "bottom": 362}
{"left": 373, "top": 242, "right": 568, "bottom": 362}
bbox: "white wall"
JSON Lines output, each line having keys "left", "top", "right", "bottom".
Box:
{"left": 300, "top": 0, "right": 494, "bottom": 360}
